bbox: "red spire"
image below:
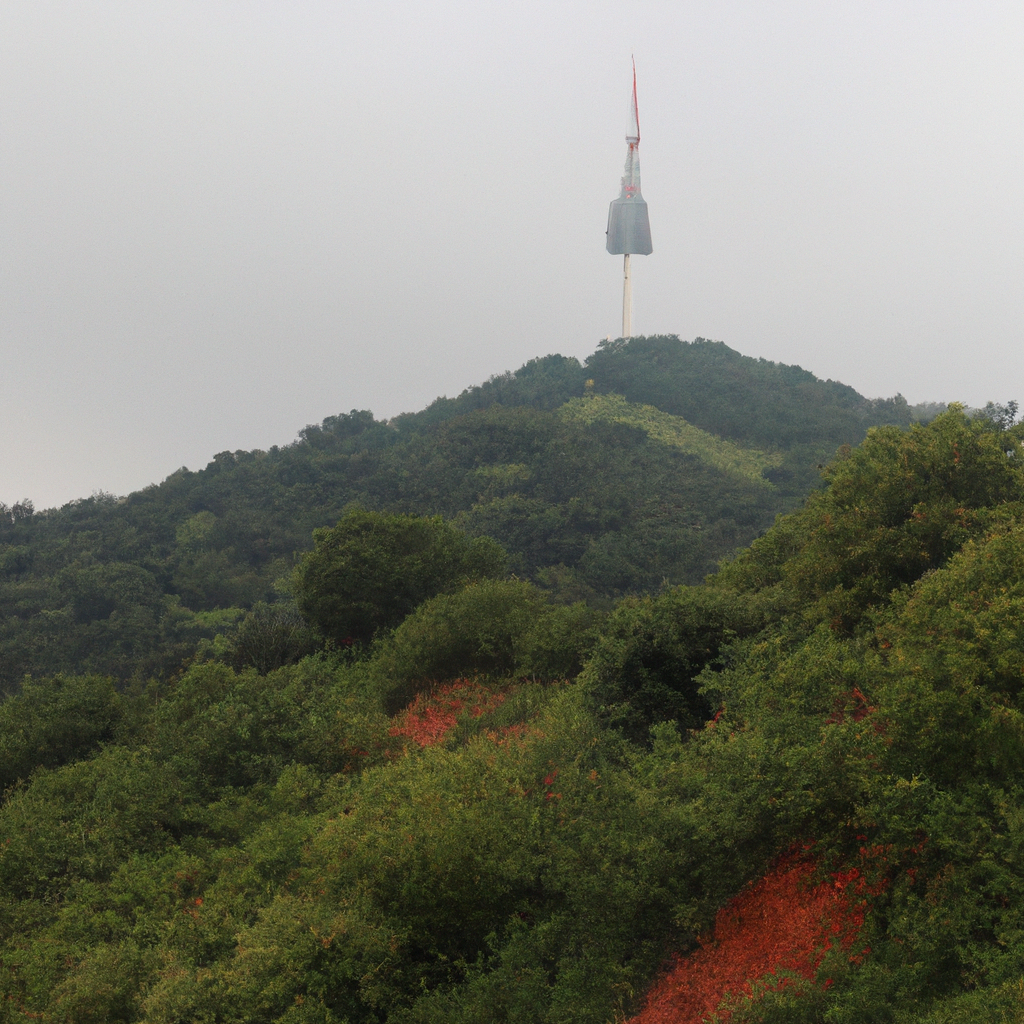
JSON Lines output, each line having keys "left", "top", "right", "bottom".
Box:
{"left": 629, "top": 55, "right": 640, "bottom": 143}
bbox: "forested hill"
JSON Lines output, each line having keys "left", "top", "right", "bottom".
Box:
{"left": 0, "top": 335, "right": 920, "bottom": 686}
{"left": 2, "top": 405, "right": 1023, "bottom": 1023}
{"left": 399, "top": 335, "right": 915, "bottom": 478}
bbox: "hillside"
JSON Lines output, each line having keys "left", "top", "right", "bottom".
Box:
{"left": 0, "top": 336, "right": 918, "bottom": 688}
{"left": 0, "top": 406, "right": 1022, "bottom": 1023}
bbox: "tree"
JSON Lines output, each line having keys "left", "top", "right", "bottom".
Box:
{"left": 0, "top": 674, "right": 123, "bottom": 794}
{"left": 292, "top": 510, "right": 507, "bottom": 647}
{"left": 372, "top": 579, "right": 596, "bottom": 710}
{"left": 228, "top": 601, "right": 320, "bottom": 674}
{"left": 977, "top": 399, "right": 1019, "bottom": 432}
{"left": 580, "top": 585, "right": 761, "bottom": 743}
{"left": 718, "top": 408, "right": 1024, "bottom": 632}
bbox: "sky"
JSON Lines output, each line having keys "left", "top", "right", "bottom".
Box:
{"left": 2, "top": 1, "right": 1023, "bottom": 510}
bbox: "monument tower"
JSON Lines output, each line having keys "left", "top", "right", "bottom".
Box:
{"left": 606, "top": 59, "right": 653, "bottom": 339}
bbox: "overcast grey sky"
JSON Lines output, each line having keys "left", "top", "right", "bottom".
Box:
{"left": 3, "top": 1, "right": 1023, "bottom": 510}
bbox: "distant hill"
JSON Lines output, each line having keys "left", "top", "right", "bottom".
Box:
{"left": 0, "top": 335, "right": 919, "bottom": 686}
{"left": 403, "top": 336, "right": 920, "bottom": 493}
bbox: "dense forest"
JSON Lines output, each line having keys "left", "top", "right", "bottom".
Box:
{"left": 0, "top": 336, "right": 922, "bottom": 690}
{"left": 2, "top": 337, "right": 1023, "bottom": 1022}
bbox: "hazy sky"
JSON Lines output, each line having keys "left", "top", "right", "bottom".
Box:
{"left": 3, "top": 1, "right": 1023, "bottom": 510}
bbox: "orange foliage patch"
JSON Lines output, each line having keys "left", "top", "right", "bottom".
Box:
{"left": 389, "top": 679, "right": 508, "bottom": 747}
{"left": 627, "top": 853, "right": 876, "bottom": 1024}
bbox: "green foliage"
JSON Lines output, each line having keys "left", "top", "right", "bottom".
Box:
{"left": 871, "top": 523, "right": 1024, "bottom": 788}
{"left": 560, "top": 391, "right": 780, "bottom": 486}
{"left": 580, "top": 585, "right": 763, "bottom": 743}
{"left": 392, "top": 353, "right": 587, "bottom": 430}
{"left": 718, "top": 408, "right": 1024, "bottom": 631}
{"left": 151, "top": 660, "right": 347, "bottom": 793}
{"left": 371, "top": 579, "right": 597, "bottom": 710}
{"left": 294, "top": 509, "right": 508, "bottom": 647}
{"left": 175, "top": 687, "right": 699, "bottom": 1024}
{"left": 0, "top": 674, "right": 123, "bottom": 794}
{"left": 894, "top": 979, "right": 1024, "bottom": 1023}
{"left": 0, "top": 746, "right": 181, "bottom": 901}
{"left": 449, "top": 404, "right": 780, "bottom": 594}
{"left": 228, "top": 600, "right": 321, "bottom": 674}
{"left": 585, "top": 334, "right": 912, "bottom": 449}
{"left": 0, "top": 338, "right": 911, "bottom": 686}
{"left": 584, "top": 335, "right": 914, "bottom": 500}
{"left": 974, "top": 399, "right": 1020, "bottom": 433}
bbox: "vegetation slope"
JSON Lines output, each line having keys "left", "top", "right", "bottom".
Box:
{"left": 0, "top": 352, "right": 1022, "bottom": 1021}
{"left": 0, "top": 335, "right": 918, "bottom": 689}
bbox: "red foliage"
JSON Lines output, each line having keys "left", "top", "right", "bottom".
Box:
{"left": 389, "top": 679, "right": 508, "bottom": 747}
{"left": 626, "top": 853, "right": 878, "bottom": 1024}
{"left": 182, "top": 896, "right": 203, "bottom": 919}
{"left": 543, "top": 767, "right": 561, "bottom": 801}
{"left": 826, "top": 687, "right": 877, "bottom": 725}
{"left": 485, "top": 721, "right": 536, "bottom": 747}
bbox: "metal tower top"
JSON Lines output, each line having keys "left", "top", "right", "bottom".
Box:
{"left": 606, "top": 60, "right": 653, "bottom": 256}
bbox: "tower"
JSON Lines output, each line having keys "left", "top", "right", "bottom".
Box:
{"left": 606, "top": 59, "right": 652, "bottom": 339}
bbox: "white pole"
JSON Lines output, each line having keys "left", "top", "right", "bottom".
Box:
{"left": 622, "top": 253, "right": 632, "bottom": 338}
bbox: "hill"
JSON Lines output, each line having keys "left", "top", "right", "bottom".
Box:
{"left": 0, "top": 335, "right": 918, "bottom": 688}
{"left": 0, "top": 406, "right": 1022, "bottom": 1022}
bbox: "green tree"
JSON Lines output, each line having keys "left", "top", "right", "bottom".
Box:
{"left": 372, "top": 579, "right": 595, "bottom": 710}
{"left": 580, "top": 585, "right": 762, "bottom": 743}
{"left": 718, "top": 408, "right": 1024, "bottom": 632}
{"left": 0, "top": 674, "right": 123, "bottom": 794}
{"left": 293, "top": 510, "right": 507, "bottom": 647}
{"left": 228, "top": 601, "right": 320, "bottom": 674}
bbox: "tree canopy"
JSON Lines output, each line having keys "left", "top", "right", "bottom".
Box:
{"left": 293, "top": 509, "right": 507, "bottom": 647}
